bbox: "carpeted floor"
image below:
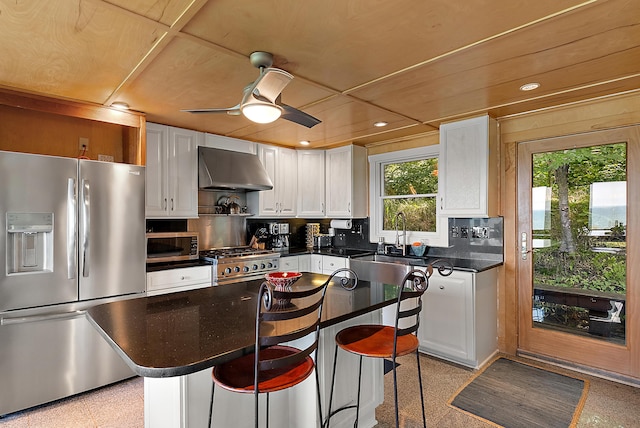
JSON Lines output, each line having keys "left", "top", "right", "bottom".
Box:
{"left": 2, "top": 353, "right": 640, "bottom": 427}
{"left": 374, "top": 353, "right": 640, "bottom": 428}
{"left": 449, "top": 357, "right": 588, "bottom": 428}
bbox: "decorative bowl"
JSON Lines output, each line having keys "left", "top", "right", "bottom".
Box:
{"left": 410, "top": 244, "right": 426, "bottom": 257}
{"left": 265, "top": 272, "right": 302, "bottom": 307}
{"left": 265, "top": 271, "right": 302, "bottom": 289}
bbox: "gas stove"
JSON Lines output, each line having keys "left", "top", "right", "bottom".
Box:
{"left": 200, "top": 247, "right": 280, "bottom": 285}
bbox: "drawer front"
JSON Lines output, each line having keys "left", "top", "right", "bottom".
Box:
{"left": 147, "top": 266, "right": 212, "bottom": 291}
{"left": 322, "top": 256, "right": 347, "bottom": 272}
{"left": 280, "top": 256, "right": 300, "bottom": 272}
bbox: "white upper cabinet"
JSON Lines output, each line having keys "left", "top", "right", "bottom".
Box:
{"left": 145, "top": 123, "right": 199, "bottom": 218}
{"left": 297, "top": 150, "right": 326, "bottom": 217}
{"left": 439, "top": 115, "right": 497, "bottom": 217}
{"left": 325, "top": 145, "right": 368, "bottom": 218}
{"left": 247, "top": 144, "right": 297, "bottom": 217}
{"left": 201, "top": 133, "right": 257, "bottom": 154}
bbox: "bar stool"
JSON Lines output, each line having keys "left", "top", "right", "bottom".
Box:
{"left": 208, "top": 270, "right": 354, "bottom": 428}
{"left": 326, "top": 268, "right": 432, "bottom": 428}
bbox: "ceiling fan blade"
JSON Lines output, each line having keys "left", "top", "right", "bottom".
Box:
{"left": 252, "top": 68, "right": 293, "bottom": 103}
{"left": 181, "top": 105, "right": 241, "bottom": 115}
{"left": 280, "top": 103, "right": 321, "bottom": 128}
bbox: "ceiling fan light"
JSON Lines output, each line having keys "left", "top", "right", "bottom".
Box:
{"left": 241, "top": 103, "right": 282, "bottom": 124}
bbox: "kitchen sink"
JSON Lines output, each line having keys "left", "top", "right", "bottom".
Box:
{"left": 318, "top": 248, "right": 375, "bottom": 257}
{"left": 349, "top": 254, "right": 414, "bottom": 285}
{"left": 350, "top": 254, "right": 457, "bottom": 284}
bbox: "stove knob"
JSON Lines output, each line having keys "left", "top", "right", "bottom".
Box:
{"left": 267, "top": 262, "right": 273, "bottom": 268}
{"left": 234, "top": 266, "right": 241, "bottom": 273}
{"left": 260, "top": 263, "right": 266, "bottom": 269}
{"left": 243, "top": 266, "right": 250, "bottom": 272}
{"left": 252, "top": 264, "right": 259, "bottom": 270}
{"left": 224, "top": 267, "right": 232, "bottom": 275}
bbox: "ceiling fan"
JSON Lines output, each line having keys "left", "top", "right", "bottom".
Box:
{"left": 182, "top": 52, "right": 321, "bottom": 128}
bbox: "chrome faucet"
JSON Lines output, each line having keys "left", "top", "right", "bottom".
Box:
{"left": 394, "top": 211, "right": 407, "bottom": 256}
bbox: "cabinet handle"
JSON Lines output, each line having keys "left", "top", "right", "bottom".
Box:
{"left": 171, "top": 198, "right": 174, "bottom": 211}
{"left": 164, "top": 198, "right": 167, "bottom": 210}
{"left": 440, "top": 197, "right": 443, "bottom": 210}
{"left": 439, "top": 285, "right": 444, "bottom": 290}
{"left": 348, "top": 202, "right": 351, "bottom": 213}
{"left": 322, "top": 202, "right": 325, "bottom": 213}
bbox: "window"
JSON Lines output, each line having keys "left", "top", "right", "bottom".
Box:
{"left": 369, "top": 146, "right": 448, "bottom": 247}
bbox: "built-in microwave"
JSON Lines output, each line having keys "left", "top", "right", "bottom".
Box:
{"left": 146, "top": 232, "right": 199, "bottom": 263}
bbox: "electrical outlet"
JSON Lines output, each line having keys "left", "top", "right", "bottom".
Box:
{"left": 79, "top": 137, "right": 89, "bottom": 151}
{"left": 98, "top": 154, "right": 114, "bottom": 162}
{"left": 472, "top": 226, "right": 489, "bottom": 238}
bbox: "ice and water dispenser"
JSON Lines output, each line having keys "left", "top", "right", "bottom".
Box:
{"left": 6, "top": 213, "right": 54, "bottom": 274}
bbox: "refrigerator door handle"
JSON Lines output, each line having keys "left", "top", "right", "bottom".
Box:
{"left": 81, "top": 179, "right": 90, "bottom": 277}
{"left": 67, "top": 178, "right": 77, "bottom": 279}
{"left": 1, "top": 310, "right": 86, "bottom": 326}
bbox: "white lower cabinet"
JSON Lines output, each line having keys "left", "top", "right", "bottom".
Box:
{"left": 279, "top": 255, "right": 299, "bottom": 272}
{"left": 308, "top": 254, "right": 348, "bottom": 275}
{"left": 298, "top": 254, "right": 311, "bottom": 273}
{"left": 415, "top": 268, "right": 498, "bottom": 369}
{"left": 146, "top": 266, "right": 212, "bottom": 296}
{"left": 144, "top": 310, "right": 383, "bottom": 428}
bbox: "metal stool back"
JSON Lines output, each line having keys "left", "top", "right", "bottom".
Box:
{"left": 209, "top": 270, "right": 356, "bottom": 428}
{"left": 327, "top": 268, "right": 432, "bottom": 428}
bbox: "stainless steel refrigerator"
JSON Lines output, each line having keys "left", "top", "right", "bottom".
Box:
{"left": 0, "top": 150, "right": 146, "bottom": 416}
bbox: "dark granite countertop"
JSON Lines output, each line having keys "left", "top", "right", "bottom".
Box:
{"left": 281, "top": 249, "right": 502, "bottom": 272}
{"left": 408, "top": 256, "right": 502, "bottom": 273}
{"left": 87, "top": 273, "right": 399, "bottom": 378}
{"left": 280, "top": 247, "right": 376, "bottom": 258}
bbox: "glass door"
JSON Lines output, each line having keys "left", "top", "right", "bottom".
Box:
{"left": 517, "top": 126, "right": 639, "bottom": 377}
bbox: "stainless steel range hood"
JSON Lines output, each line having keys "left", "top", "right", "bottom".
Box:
{"left": 198, "top": 147, "right": 273, "bottom": 191}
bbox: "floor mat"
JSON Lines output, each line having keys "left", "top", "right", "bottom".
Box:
{"left": 448, "top": 357, "right": 589, "bottom": 428}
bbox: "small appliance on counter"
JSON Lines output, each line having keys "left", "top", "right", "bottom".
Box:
{"left": 313, "top": 234, "right": 333, "bottom": 248}
{"left": 267, "top": 222, "right": 290, "bottom": 251}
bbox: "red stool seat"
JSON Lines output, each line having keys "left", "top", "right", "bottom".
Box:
{"left": 335, "top": 324, "right": 419, "bottom": 359}
{"left": 212, "top": 345, "right": 315, "bottom": 394}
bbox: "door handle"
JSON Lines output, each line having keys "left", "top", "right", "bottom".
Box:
{"left": 81, "top": 179, "right": 90, "bottom": 277}
{"left": 1, "top": 310, "right": 86, "bottom": 326}
{"left": 67, "top": 178, "right": 77, "bottom": 279}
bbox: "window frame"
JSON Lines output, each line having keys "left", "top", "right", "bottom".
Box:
{"left": 369, "top": 146, "right": 448, "bottom": 248}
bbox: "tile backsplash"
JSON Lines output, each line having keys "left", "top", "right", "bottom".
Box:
{"left": 428, "top": 217, "right": 504, "bottom": 261}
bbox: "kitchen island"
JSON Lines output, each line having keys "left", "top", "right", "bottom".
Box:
{"left": 88, "top": 273, "right": 401, "bottom": 428}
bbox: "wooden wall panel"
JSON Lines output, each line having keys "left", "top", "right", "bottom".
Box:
{"left": 366, "top": 132, "right": 439, "bottom": 156}
{"left": 497, "top": 91, "right": 640, "bottom": 362}
{"left": 0, "top": 105, "right": 124, "bottom": 161}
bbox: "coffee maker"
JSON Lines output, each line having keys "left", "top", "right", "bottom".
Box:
{"left": 267, "top": 222, "right": 290, "bottom": 251}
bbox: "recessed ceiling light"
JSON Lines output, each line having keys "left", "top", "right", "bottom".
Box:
{"left": 300, "top": 140, "right": 310, "bottom": 146}
{"left": 111, "top": 102, "right": 130, "bottom": 110}
{"left": 519, "top": 83, "right": 540, "bottom": 91}
{"left": 373, "top": 121, "right": 388, "bottom": 127}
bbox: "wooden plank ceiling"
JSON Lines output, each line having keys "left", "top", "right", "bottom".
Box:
{"left": 0, "top": 0, "right": 638, "bottom": 148}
